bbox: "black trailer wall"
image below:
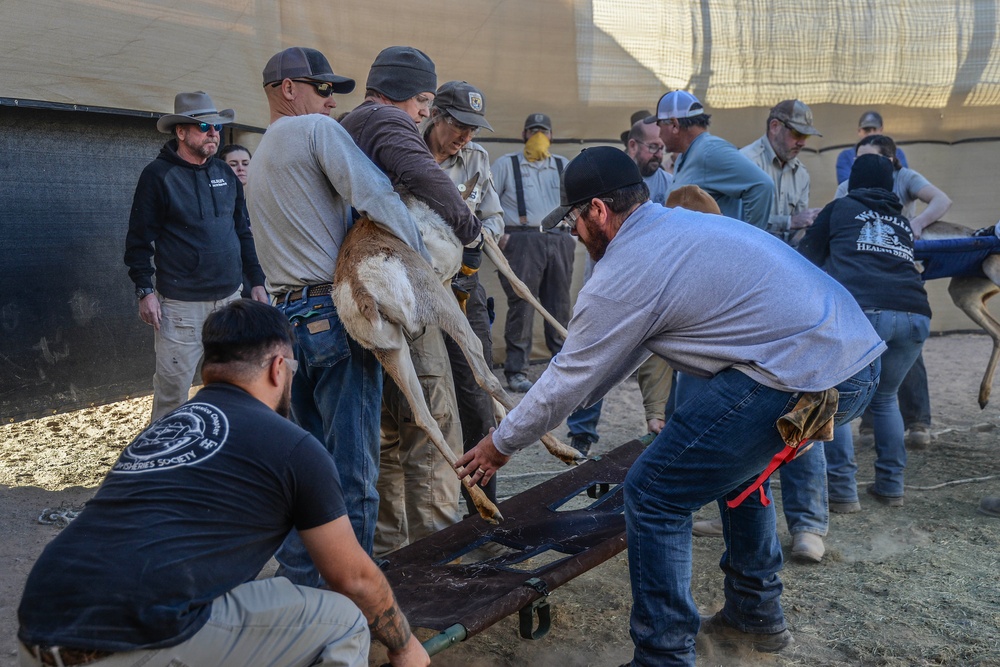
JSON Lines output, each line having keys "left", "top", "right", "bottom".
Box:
{"left": 0, "top": 106, "right": 164, "bottom": 422}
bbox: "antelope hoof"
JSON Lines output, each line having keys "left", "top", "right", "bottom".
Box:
{"left": 979, "top": 390, "right": 990, "bottom": 410}
{"left": 469, "top": 484, "right": 504, "bottom": 524}
{"left": 540, "top": 433, "right": 586, "bottom": 465}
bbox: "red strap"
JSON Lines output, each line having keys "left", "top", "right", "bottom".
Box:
{"left": 726, "top": 439, "right": 808, "bottom": 510}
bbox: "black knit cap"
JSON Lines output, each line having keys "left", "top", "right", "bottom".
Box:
{"left": 848, "top": 153, "right": 895, "bottom": 192}
{"left": 366, "top": 46, "right": 437, "bottom": 101}
{"left": 541, "top": 146, "right": 643, "bottom": 229}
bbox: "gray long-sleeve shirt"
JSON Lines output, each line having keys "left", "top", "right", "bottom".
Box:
{"left": 246, "top": 114, "right": 428, "bottom": 295}
{"left": 492, "top": 202, "right": 885, "bottom": 455}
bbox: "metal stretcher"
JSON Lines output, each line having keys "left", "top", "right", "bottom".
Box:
{"left": 377, "top": 436, "right": 650, "bottom": 658}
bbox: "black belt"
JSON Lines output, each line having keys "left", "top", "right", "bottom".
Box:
{"left": 276, "top": 283, "right": 334, "bottom": 303}
{"left": 23, "top": 645, "right": 113, "bottom": 666}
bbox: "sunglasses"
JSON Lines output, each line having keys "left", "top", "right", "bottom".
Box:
{"left": 293, "top": 79, "right": 336, "bottom": 97}
{"left": 190, "top": 122, "right": 223, "bottom": 133}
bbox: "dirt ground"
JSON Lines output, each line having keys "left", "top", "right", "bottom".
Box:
{"left": 2, "top": 333, "right": 1000, "bottom": 667}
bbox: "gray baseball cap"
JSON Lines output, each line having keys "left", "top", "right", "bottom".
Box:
{"left": 433, "top": 81, "right": 493, "bottom": 131}
{"left": 262, "top": 47, "right": 355, "bottom": 93}
{"left": 524, "top": 113, "right": 553, "bottom": 132}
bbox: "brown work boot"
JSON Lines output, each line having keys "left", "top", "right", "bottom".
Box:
{"left": 699, "top": 612, "right": 794, "bottom": 653}
{"left": 867, "top": 483, "right": 904, "bottom": 507}
{"left": 692, "top": 517, "right": 724, "bottom": 537}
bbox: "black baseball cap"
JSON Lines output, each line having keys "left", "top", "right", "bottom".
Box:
{"left": 262, "top": 47, "right": 355, "bottom": 93}
{"left": 541, "top": 146, "right": 643, "bottom": 229}
{"left": 433, "top": 81, "right": 493, "bottom": 131}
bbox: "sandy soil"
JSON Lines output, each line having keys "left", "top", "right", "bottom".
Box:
{"left": 3, "top": 333, "right": 1000, "bottom": 666}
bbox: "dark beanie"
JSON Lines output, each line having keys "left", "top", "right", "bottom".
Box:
{"left": 366, "top": 46, "right": 437, "bottom": 101}
{"left": 849, "top": 153, "right": 895, "bottom": 192}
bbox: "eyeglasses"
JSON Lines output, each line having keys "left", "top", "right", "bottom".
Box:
{"left": 563, "top": 197, "right": 614, "bottom": 232}
{"left": 638, "top": 141, "right": 666, "bottom": 154}
{"left": 261, "top": 355, "right": 299, "bottom": 374}
{"left": 443, "top": 115, "right": 480, "bottom": 137}
{"left": 413, "top": 93, "right": 434, "bottom": 110}
{"left": 191, "top": 122, "right": 223, "bottom": 133}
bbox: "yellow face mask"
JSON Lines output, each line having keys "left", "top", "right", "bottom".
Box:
{"left": 523, "top": 131, "right": 551, "bottom": 162}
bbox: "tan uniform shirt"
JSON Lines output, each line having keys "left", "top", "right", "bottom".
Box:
{"left": 740, "top": 135, "right": 811, "bottom": 244}
{"left": 438, "top": 141, "right": 505, "bottom": 243}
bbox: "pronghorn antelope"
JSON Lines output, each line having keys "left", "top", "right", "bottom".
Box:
{"left": 332, "top": 194, "right": 581, "bottom": 524}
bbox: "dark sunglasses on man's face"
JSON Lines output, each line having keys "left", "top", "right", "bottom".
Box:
{"left": 267, "top": 79, "right": 336, "bottom": 98}
{"left": 293, "top": 79, "right": 336, "bottom": 97}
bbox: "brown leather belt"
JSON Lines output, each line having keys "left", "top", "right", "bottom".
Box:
{"left": 275, "top": 283, "right": 334, "bottom": 303}
{"left": 23, "top": 645, "right": 113, "bottom": 666}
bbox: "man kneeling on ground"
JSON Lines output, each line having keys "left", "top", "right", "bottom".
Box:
{"left": 17, "top": 300, "right": 428, "bottom": 667}
{"left": 457, "top": 147, "right": 884, "bottom": 666}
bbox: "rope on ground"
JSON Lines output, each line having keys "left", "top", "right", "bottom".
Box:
{"left": 904, "top": 475, "right": 999, "bottom": 491}
{"left": 37, "top": 504, "right": 85, "bottom": 528}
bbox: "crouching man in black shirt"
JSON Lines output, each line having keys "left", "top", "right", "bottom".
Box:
{"left": 17, "top": 300, "right": 428, "bottom": 667}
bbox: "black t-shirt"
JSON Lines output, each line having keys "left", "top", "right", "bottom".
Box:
{"left": 18, "top": 383, "right": 346, "bottom": 651}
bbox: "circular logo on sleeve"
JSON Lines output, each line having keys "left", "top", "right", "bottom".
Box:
{"left": 113, "top": 403, "right": 229, "bottom": 473}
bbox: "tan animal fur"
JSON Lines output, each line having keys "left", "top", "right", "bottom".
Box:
{"left": 332, "top": 196, "right": 581, "bottom": 525}
{"left": 919, "top": 221, "right": 1000, "bottom": 408}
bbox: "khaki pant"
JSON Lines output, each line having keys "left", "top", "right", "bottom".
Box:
{"left": 150, "top": 291, "right": 240, "bottom": 422}
{"left": 20, "top": 578, "right": 369, "bottom": 667}
{"left": 375, "top": 325, "right": 463, "bottom": 556}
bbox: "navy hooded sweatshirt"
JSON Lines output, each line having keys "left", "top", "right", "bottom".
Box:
{"left": 798, "top": 186, "right": 931, "bottom": 318}
{"left": 124, "top": 140, "right": 265, "bottom": 301}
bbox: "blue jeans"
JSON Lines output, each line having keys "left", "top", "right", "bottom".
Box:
{"left": 624, "top": 363, "right": 878, "bottom": 666}
{"left": 677, "top": 372, "right": 829, "bottom": 536}
{"left": 566, "top": 400, "right": 603, "bottom": 444}
{"left": 859, "top": 350, "right": 931, "bottom": 429}
{"left": 273, "top": 291, "right": 383, "bottom": 586}
{"left": 827, "top": 310, "right": 929, "bottom": 501}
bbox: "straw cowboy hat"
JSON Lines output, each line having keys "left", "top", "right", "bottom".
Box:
{"left": 156, "top": 91, "right": 235, "bottom": 134}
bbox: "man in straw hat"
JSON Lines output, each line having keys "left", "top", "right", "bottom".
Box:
{"left": 124, "top": 91, "right": 268, "bottom": 423}
{"left": 457, "top": 146, "right": 883, "bottom": 665}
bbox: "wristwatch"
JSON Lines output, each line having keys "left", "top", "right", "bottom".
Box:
{"left": 135, "top": 287, "right": 155, "bottom": 300}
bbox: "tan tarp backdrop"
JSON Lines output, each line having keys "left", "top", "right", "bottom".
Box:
{"left": 5, "top": 0, "right": 1000, "bottom": 359}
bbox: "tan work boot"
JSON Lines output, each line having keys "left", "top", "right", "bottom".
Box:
{"left": 790, "top": 532, "right": 825, "bottom": 563}
{"left": 693, "top": 516, "right": 724, "bottom": 537}
{"left": 905, "top": 424, "right": 931, "bottom": 449}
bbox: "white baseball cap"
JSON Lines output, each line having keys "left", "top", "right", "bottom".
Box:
{"left": 644, "top": 90, "right": 705, "bottom": 123}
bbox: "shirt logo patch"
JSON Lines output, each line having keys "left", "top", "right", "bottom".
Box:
{"left": 113, "top": 403, "right": 228, "bottom": 473}
{"left": 468, "top": 92, "right": 484, "bottom": 112}
{"left": 855, "top": 211, "right": 914, "bottom": 261}
{"left": 209, "top": 178, "right": 228, "bottom": 188}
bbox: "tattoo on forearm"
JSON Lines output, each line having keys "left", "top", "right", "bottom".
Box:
{"left": 369, "top": 589, "right": 412, "bottom": 652}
